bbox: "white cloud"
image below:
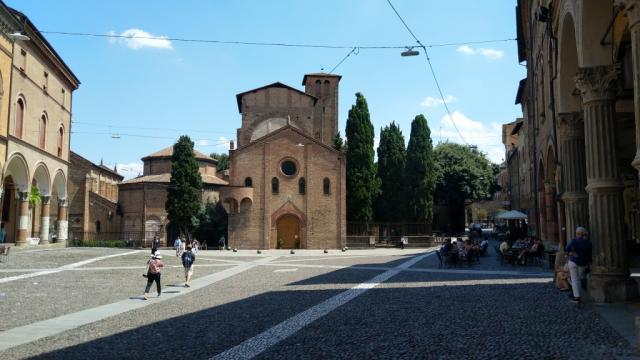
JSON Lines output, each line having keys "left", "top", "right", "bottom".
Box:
{"left": 108, "top": 28, "right": 172, "bottom": 50}
{"left": 420, "top": 95, "right": 456, "bottom": 108}
{"left": 478, "top": 48, "right": 504, "bottom": 60}
{"left": 456, "top": 45, "right": 503, "bottom": 60}
{"left": 195, "top": 136, "right": 231, "bottom": 152}
{"left": 456, "top": 45, "right": 475, "bottom": 55}
{"left": 438, "top": 111, "right": 504, "bottom": 163}
{"left": 115, "top": 162, "right": 144, "bottom": 180}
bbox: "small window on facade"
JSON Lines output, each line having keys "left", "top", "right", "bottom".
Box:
{"left": 43, "top": 72, "right": 48, "bottom": 91}
{"left": 15, "top": 97, "right": 24, "bottom": 138}
{"left": 19, "top": 49, "right": 26, "bottom": 71}
{"left": 244, "top": 177, "right": 253, "bottom": 187}
{"left": 57, "top": 126, "right": 64, "bottom": 157}
{"left": 95, "top": 220, "right": 101, "bottom": 233}
{"left": 39, "top": 114, "right": 46, "bottom": 149}
{"left": 323, "top": 80, "right": 330, "bottom": 97}
{"left": 315, "top": 79, "right": 322, "bottom": 97}
{"left": 299, "top": 177, "right": 306, "bottom": 195}
{"left": 271, "top": 177, "right": 279, "bottom": 194}
{"left": 323, "top": 178, "right": 330, "bottom": 195}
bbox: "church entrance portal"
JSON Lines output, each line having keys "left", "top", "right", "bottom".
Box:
{"left": 276, "top": 214, "right": 300, "bottom": 249}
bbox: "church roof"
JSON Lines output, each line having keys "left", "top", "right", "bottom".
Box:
{"left": 120, "top": 173, "right": 228, "bottom": 186}
{"left": 233, "top": 123, "right": 340, "bottom": 155}
{"left": 141, "top": 146, "right": 217, "bottom": 164}
{"left": 235, "top": 82, "right": 317, "bottom": 113}
{"left": 301, "top": 72, "right": 342, "bottom": 85}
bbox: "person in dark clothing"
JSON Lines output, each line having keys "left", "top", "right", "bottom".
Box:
{"left": 565, "top": 227, "right": 592, "bottom": 303}
{"left": 151, "top": 236, "right": 159, "bottom": 255}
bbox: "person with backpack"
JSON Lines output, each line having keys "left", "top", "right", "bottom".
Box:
{"left": 181, "top": 246, "right": 196, "bottom": 287}
{"left": 143, "top": 253, "right": 164, "bottom": 300}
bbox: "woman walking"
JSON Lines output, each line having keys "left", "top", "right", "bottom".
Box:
{"left": 143, "top": 253, "right": 164, "bottom": 300}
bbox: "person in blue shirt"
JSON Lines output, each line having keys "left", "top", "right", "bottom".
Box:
{"left": 0, "top": 222, "right": 5, "bottom": 244}
{"left": 565, "top": 226, "right": 592, "bottom": 303}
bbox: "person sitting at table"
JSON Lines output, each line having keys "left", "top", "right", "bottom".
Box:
{"left": 499, "top": 239, "right": 509, "bottom": 255}
{"left": 517, "top": 238, "right": 541, "bottom": 264}
{"left": 446, "top": 240, "right": 459, "bottom": 264}
{"left": 479, "top": 238, "right": 489, "bottom": 255}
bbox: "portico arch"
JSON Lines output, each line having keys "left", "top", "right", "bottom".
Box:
{"left": 271, "top": 201, "right": 307, "bottom": 249}
{"left": 3, "top": 153, "right": 29, "bottom": 245}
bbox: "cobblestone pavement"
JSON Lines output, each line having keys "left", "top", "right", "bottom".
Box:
{"left": 0, "top": 247, "right": 637, "bottom": 359}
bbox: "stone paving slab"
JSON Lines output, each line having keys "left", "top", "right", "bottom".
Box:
{"left": 259, "top": 270, "right": 637, "bottom": 360}
{"left": 0, "top": 248, "right": 134, "bottom": 269}
{"left": 0, "top": 263, "right": 382, "bottom": 359}
{"left": 0, "top": 264, "right": 233, "bottom": 330}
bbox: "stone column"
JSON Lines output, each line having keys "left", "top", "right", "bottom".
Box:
{"left": 544, "top": 181, "right": 558, "bottom": 243}
{"left": 557, "top": 112, "right": 589, "bottom": 253}
{"left": 616, "top": 0, "right": 640, "bottom": 172}
{"left": 16, "top": 191, "right": 28, "bottom": 246}
{"left": 57, "top": 198, "right": 68, "bottom": 245}
{"left": 39, "top": 196, "right": 51, "bottom": 244}
{"left": 537, "top": 190, "right": 546, "bottom": 240}
{"left": 575, "top": 64, "right": 637, "bottom": 302}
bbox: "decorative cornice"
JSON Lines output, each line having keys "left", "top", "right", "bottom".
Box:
{"left": 557, "top": 112, "right": 584, "bottom": 138}
{"left": 575, "top": 64, "right": 621, "bottom": 103}
{"left": 616, "top": 0, "right": 640, "bottom": 29}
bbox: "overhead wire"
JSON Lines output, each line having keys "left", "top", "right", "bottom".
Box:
{"left": 385, "top": 0, "right": 469, "bottom": 145}
{"left": 71, "top": 120, "right": 236, "bottom": 135}
{"left": 330, "top": 47, "right": 359, "bottom": 73}
{"left": 38, "top": 30, "right": 514, "bottom": 50}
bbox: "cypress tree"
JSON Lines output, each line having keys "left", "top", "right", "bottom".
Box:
{"left": 345, "top": 93, "right": 379, "bottom": 222}
{"left": 404, "top": 114, "right": 435, "bottom": 222}
{"left": 375, "top": 122, "right": 406, "bottom": 221}
{"left": 166, "top": 135, "right": 203, "bottom": 241}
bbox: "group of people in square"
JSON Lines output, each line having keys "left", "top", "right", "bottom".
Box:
{"left": 141, "top": 235, "right": 198, "bottom": 300}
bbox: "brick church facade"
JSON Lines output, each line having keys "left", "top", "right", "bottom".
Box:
{"left": 220, "top": 73, "right": 346, "bottom": 249}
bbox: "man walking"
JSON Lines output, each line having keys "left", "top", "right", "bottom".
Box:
{"left": 181, "top": 245, "right": 196, "bottom": 287}
{"left": 565, "top": 226, "right": 592, "bottom": 303}
{"left": 143, "top": 253, "right": 164, "bottom": 300}
{"left": 151, "top": 236, "right": 159, "bottom": 255}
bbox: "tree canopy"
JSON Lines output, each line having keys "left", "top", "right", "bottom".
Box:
{"left": 166, "top": 136, "right": 203, "bottom": 240}
{"left": 345, "top": 92, "right": 379, "bottom": 222}
{"left": 375, "top": 121, "right": 406, "bottom": 221}
{"left": 404, "top": 114, "right": 436, "bottom": 221}
{"left": 434, "top": 142, "right": 497, "bottom": 231}
{"left": 210, "top": 152, "right": 229, "bottom": 172}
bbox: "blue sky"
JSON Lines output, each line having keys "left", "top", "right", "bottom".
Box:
{"left": 8, "top": 0, "right": 524, "bottom": 178}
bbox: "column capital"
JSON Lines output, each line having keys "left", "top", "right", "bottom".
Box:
{"left": 58, "top": 198, "right": 68, "bottom": 207}
{"left": 575, "top": 64, "right": 621, "bottom": 103}
{"left": 557, "top": 112, "right": 584, "bottom": 138}
{"left": 17, "top": 191, "right": 28, "bottom": 202}
{"left": 616, "top": 0, "right": 640, "bottom": 29}
{"left": 41, "top": 195, "right": 51, "bottom": 205}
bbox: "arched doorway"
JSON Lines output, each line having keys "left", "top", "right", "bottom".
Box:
{"left": 276, "top": 214, "right": 300, "bottom": 249}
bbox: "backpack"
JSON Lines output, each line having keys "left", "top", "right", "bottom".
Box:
{"left": 182, "top": 252, "right": 194, "bottom": 268}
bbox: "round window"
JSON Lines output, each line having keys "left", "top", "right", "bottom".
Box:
{"left": 281, "top": 160, "right": 297, "bottom": 176}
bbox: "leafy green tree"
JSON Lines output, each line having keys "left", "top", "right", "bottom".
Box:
{"left": 333, "top": 131, "right": 344, "bottom": 151}
{"left": 193, "top": 201, "right": 228, "bottom": 247}
{"left": 434, "top": 142, "right": 496, "bottom": 232}
{"left": 166, "top": 136, "right": 203, "bottom": 241}
{"left": 211, "top": 152, "right": 229, "bottom": 172}
{"left": 375, "top": 122, "right": 406, "bottom": 221}
{"left": 345, "top": 92, "right": 379, "bottom": 222}
{"left": 404, "top": 114, "right": 436, "bottom": 222}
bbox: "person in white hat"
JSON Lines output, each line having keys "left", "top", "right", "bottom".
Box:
{"left": 143, "top": 253, "right": 164, "bottom": 300}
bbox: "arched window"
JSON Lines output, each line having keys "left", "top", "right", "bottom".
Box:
{"left": 323, "top": 80, "right": 330, "bottom": 97}
{"left": 39, "top": 113, "right": 47, "bottom": 149}
{"left": 298, "top": 177, "right": 306, "bottom": 195}
{"left": 244, "top": 177, "right": 253, "bottom": 187}
{"left": 271, "top": 177, "right": 279, "bottom": 194}
{"left": 57, "top": 126, "right": 64, "bottom": 157}
{"left": 15, "top": 97, "right": 24, "bottom": 138}
{"left": 323, "top": 177, "right": 331, "bottom": 195}
{"left": 95, "top": 220, "right": 101, "bottom": 233}
{"left": 315, "top": 79, "right": 322, "bottom": 97}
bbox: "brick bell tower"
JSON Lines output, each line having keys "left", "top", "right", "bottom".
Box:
{"left": 302, "top": 73, "right": 342, "bottom": 146}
